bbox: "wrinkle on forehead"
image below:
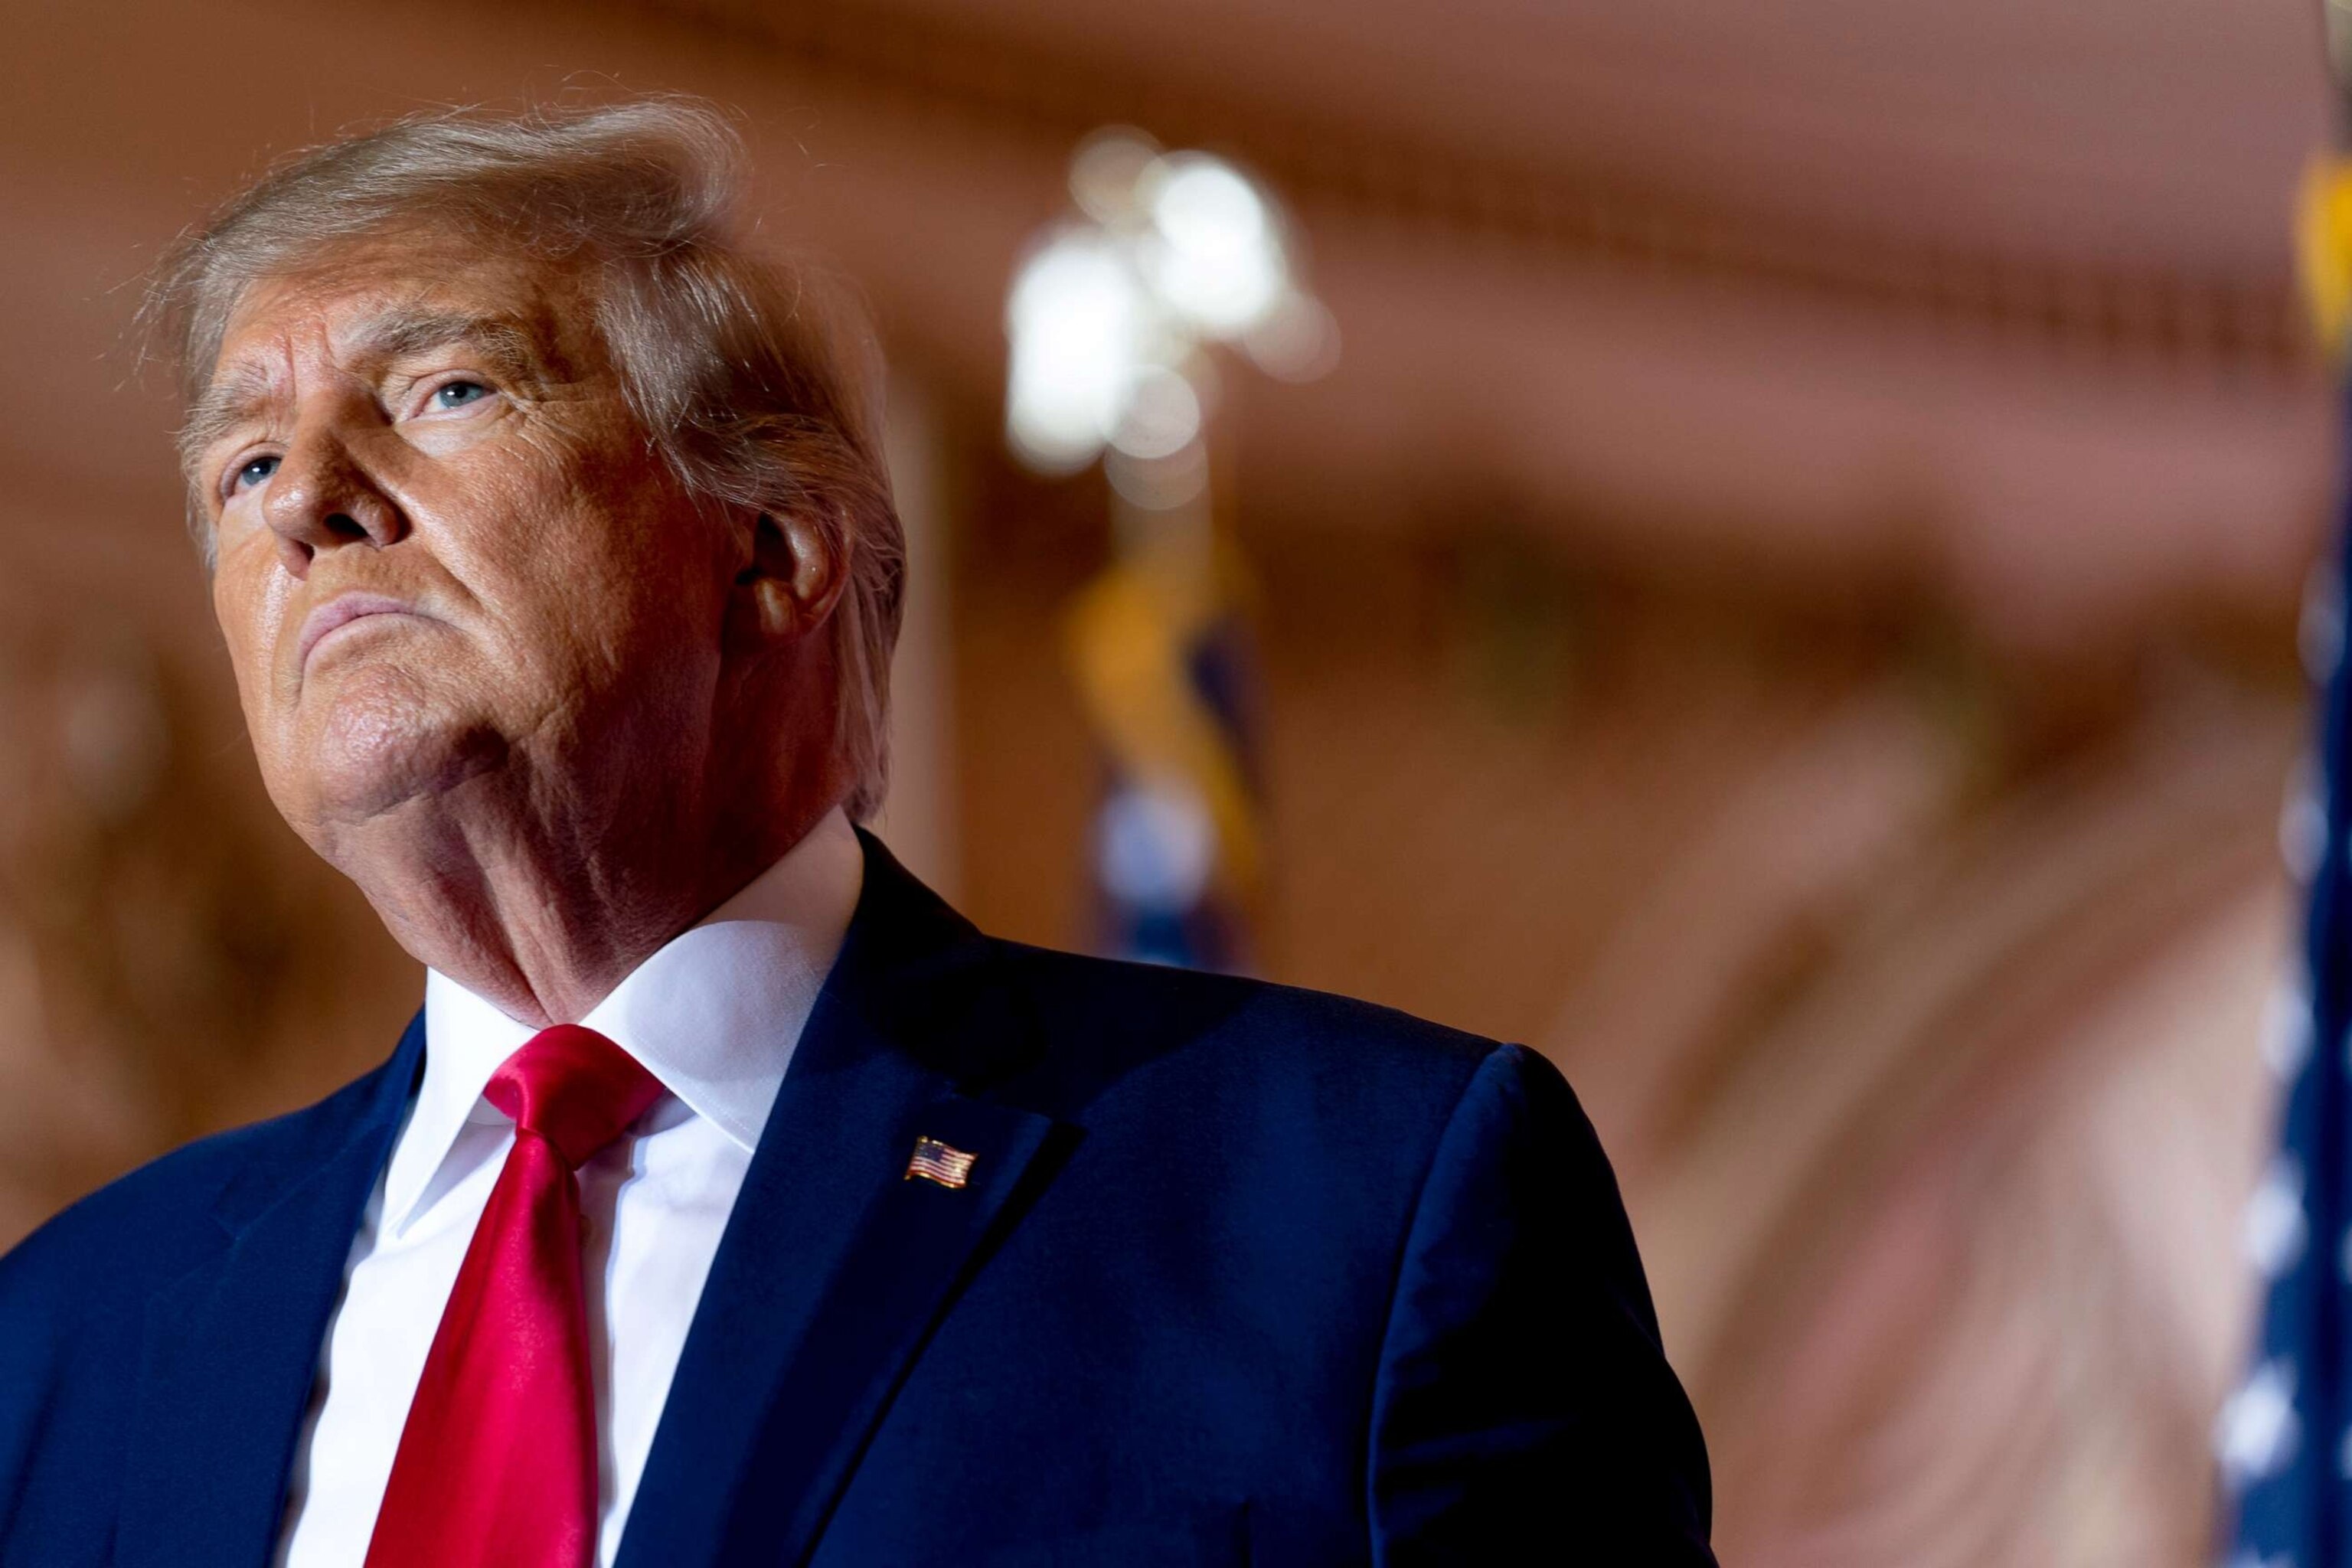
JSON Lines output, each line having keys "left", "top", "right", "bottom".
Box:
{"left": 178, "top": 250, "right": 593, "bottom": 477}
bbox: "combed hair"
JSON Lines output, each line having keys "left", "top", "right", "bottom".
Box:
{"left": 144, "top": 98, "right": 906, "bottom": 821}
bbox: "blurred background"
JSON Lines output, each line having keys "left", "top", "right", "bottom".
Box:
{"left": 0, "top": 0, "right": 2335, "bottom": 1560}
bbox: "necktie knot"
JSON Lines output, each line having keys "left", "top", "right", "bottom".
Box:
{"left": 484, "top": 1024, "right": 665, "bottom": 1169}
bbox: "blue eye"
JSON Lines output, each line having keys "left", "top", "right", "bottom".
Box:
{"left": 432, "top": 381, "right": 489, "bottom": 410}
{"left": 234, "top": 454, "right": 279, "bottom": 492}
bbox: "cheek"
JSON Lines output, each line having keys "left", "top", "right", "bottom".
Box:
{"left": 210, "top": 551, "right": 290, "bottom": 707}
{"left": 462, "top": 446, "right": 727, "bottom": 657}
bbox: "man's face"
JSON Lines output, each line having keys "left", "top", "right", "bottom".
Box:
{"left": 194, "top": 234, "right": 736, "bottom": 855}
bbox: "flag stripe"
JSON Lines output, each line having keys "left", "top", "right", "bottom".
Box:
{"left": 2227, "top": 396, "right": 2352, "bottom": 1563}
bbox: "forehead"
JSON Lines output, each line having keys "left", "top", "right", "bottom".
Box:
{"left": 207, "top": 233, "right": 597, "bottom": 384}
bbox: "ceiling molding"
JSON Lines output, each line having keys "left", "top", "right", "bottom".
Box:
{"left": 637, "top": 0, "right": 2311, "bottom": 379}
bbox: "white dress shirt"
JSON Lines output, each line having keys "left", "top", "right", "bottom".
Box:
{"left": 276, "top": 808, "right": 864, "bottom": 1568}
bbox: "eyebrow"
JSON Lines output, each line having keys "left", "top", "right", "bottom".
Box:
{"left": 178, "top": 305, "right": 557, "bottom": 479}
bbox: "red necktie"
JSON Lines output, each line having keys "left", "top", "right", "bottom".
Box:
{"left": 364, "top": 1024, "right": 665, "bottom": 1568}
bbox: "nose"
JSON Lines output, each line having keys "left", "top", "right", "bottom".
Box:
{"left": 260, "top": 418, "right": 407, "bottom": 578}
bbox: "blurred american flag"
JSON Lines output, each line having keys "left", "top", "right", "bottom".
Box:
{"left": 2220, "top": 411, "right": 2352, "bottom": 1566}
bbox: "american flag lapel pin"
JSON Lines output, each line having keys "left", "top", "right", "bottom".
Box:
{"left": 905, "top": 1136, "right": 978, "bottom": 1190}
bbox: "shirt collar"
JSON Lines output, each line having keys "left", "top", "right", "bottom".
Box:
{"left": 384, "top": 807, "right": 866, "bottom": 1237}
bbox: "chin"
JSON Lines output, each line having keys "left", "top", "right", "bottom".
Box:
{"left": 284, "top": 665, "right": 511, "bottom": 828}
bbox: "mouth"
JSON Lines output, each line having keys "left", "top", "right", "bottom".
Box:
{"left": 297, "top": 593, "right": 423, "bottom": 671}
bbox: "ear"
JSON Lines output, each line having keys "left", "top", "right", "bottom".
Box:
{"left": 731, "top": 508, "right": 849, "bottom": 645}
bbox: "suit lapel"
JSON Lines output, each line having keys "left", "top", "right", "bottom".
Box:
{"left": 113, "top": 1014, "right": 424, "bottom": 1568}
{"left": 620, "top": 838, "right": 1070, "bottom": 1568}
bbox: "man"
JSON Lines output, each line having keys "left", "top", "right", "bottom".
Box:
{"left": 0, "top": 101, "right": 1715, "bottom": 1566}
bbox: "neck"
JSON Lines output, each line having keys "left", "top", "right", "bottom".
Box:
{"left": 332, "top": 766, "right": 846, "bottom": 1029}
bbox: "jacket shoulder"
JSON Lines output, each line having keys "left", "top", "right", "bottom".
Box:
{"left": 986, "top": 936, "right": 1514, "bottom": 1129}
{"left": 999, "top": 933, "right": 1498, "bottom": 1044}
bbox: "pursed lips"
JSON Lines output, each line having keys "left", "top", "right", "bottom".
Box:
{"left": 296, "top": 593, "right": 424, "bottom": 673}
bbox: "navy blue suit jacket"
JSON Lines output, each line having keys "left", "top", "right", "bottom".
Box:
{"left": 0, "top": 835, "right": 1714, "bottom": 1565}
